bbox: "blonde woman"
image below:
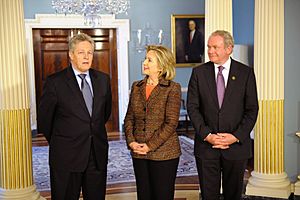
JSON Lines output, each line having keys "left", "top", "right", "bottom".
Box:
{"left": 124, "top": 45, "right": 182, "bottom": 200}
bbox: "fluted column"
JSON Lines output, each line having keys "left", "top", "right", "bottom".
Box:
{"left": 0, "top": 0, "right": 44, "bottom": 199}
{"left": 205, "top": 0, "right": 232, "bottom": 62}
{"left": 246, "top": 0, "right": 291, "bottom": 198}
{"left": 295, "top": 132, "right": 300, "bottom": 195}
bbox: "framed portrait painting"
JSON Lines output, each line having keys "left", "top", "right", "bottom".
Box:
{"left": 171, "top": 14, "right": 205, "bottom": 67}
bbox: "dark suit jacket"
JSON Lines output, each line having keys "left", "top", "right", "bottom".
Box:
{"left": 185, "top": 29, "right": 204, "bottom": 63}
{"left": 187, "top": 59, "right": 258, "bottom": 160}
{"left": 37, "top": 66, "right": 112, "bottom": 172}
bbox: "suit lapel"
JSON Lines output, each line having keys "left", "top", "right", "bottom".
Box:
{"left": 205, "top": 62, "right": 219, "bottom": 108}
{"left": 137, "top": 79, "right": 147, "bottom": 108}
{"left": 90, "top": 69, "right": 102, "bottom": 118}
{"left": 65, "top": 66, "right": 90, "bottom": 117}
{"left": 222, "top": 59, "right": 241, "bottom": 109}
{"left": 146, "top": 84, "right": 161, "bottom": 106}
{"left": 145, "top": 78, "right": 169, "bottom": 108}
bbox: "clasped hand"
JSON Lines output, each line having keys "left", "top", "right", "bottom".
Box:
{"left": 205, "top": 133, "right": 238, "bottom": 149}
{"left": 129, "top": 142, "right": 150, "bottom": 155}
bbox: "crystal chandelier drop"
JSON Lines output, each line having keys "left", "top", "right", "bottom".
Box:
{"left": 51, "top": 0, "right": 130, "bottom": 27}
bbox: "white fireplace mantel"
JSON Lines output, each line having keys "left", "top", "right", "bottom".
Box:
{"left": 25, "top": 14, "right": 130, "bottom": 131}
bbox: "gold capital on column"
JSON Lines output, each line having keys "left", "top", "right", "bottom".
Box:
{"left": 0, "top": 0, "right": 44, "bottom": 199}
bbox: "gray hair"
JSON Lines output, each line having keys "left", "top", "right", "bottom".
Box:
{"left": 210, "top": 30, "right": 234, "bottom": 49}
{"left": 68, "top": 33, "right": 95, "bottom": 52}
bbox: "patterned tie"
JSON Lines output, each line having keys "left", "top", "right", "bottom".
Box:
{"left": 217, "top": 66, "right": 225, "bottom": 108}
{"left": 78, "top": 74, "right": 93, "bottom": 116}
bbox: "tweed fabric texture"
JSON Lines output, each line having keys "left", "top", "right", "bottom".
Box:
{"left": 124, "top": 77, "right": 182, "bottom": 161}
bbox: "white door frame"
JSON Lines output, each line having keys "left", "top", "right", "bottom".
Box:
{"left": 25, "top": 14, "right": 130, "bottom": 131}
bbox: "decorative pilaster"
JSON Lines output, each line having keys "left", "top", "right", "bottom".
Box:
{"left": 295, "top": 132, "right": 300, "bottom": 195}
{"left": 0, "top": 0, "right": 44, "bottom": 199}
{"left": 205, "top": 0, "right": 232, "bottom": 62}
{"left": 246, "top": 0, "right": 291, "bottom": 198}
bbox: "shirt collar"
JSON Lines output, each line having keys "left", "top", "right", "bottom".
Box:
{"left": 214, "top": 57, "right": 231, "bottom": 71}
{"left": 72, "top": 66, "right": 90, "bottom": 78}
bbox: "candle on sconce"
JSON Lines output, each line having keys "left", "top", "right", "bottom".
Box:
{"left": 134, "top": 25, "right": 164, "bottom": 53}
{"left": 158, "top": 29, "right": 163, "bottom": 44}
{"left": 137, "top": 29, "right": 142, "bottom": 45}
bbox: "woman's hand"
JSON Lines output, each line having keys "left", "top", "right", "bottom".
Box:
{"left": 129, "top": 142, "right": 142, "bottom": 150}
{"left": 129, "top": 142, "right": 150, "bottom": 155}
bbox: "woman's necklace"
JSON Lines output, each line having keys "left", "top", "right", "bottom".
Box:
{"left": 147, "top": 77, "right": 158, "bottom": 86}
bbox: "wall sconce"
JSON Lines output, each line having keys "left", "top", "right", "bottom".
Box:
{"left": 133, "top": 22, "right": 165, "bottom": 53}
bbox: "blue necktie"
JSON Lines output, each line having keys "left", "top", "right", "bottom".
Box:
{"left": 217, "top": 66, "right": 225, "bottom": 108}
{"left": 78, "top": 74, "right": 93, "bottom": 116}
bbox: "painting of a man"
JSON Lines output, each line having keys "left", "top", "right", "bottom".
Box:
{"left": 184, "top": 19, "right": 204, "bottom": 63}
{"left": 171, "top": 15, "right": 204, "bottom": 66}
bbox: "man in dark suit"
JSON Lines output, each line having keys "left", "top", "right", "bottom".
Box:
{"left": 184, "top": 19, "right": 204, "bottom": 63}
{"left": 187, "top": 30, "right": 258, "bottom": 200}
{"left": 38, "top": 33, "right": 112, "bottom": 200}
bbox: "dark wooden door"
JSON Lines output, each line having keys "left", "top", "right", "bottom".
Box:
{"left": 33, "top": 28, "right": 119, "bottom": 132}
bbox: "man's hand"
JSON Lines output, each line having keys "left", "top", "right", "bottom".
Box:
{"left": 204, "top": 133, "right": 239, "bottom": 149}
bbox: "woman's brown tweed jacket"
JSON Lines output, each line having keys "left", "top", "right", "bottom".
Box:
{"left": 124, "top": 77, "right": 182, "bottom": 160}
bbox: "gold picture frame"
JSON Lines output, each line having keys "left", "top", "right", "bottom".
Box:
{"left": 171, "top": 14, "right": 205, "bottom": 67}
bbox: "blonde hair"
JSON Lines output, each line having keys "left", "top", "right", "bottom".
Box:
{"left": 210, "top": 30, "right": 234, "bottom": 52}
{"left": 68, "top": 33, "right": 95, "bottom": 53}
{"left": 146, "top": 45, "right": 176, "bottom": 80}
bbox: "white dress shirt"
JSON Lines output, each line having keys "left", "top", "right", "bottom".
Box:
{"left": 72, "top": 66, "right": 94, "bottom": 96}
{"left": 214, "top": 58, "right": 231, "bottom": 88}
